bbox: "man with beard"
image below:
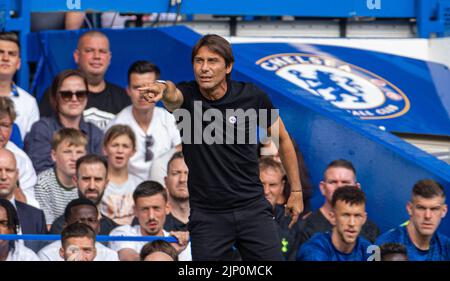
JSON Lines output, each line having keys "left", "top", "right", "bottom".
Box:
{"left": 109, "top": 181, "right": 191, "bottom": 261}
{"left": 50, "top": 154, "right": 118, "bottom": 235}
{"left": 376, "top": 179, "right": 449, "bottom": 261}
{"left": 297, "top": 186, "right": 372, "bottom": 261}
{"left": 164, "top": 151, "right": 189, "bottom": 231}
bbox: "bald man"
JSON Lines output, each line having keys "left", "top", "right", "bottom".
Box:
{"left": 0, "top": 148, "right": 47, "bottom": 251}
{"left": 39, "top": 31, "right": 130, "bottom": 130}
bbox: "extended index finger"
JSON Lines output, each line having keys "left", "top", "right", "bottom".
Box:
{"left": 288, "top": 213, "right": 299, "bottom": 229}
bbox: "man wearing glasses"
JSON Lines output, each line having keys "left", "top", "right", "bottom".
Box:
{"left": 107, "top": 60, "right": 181, "bottom": 181}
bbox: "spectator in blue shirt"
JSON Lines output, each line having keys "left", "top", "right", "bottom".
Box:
{"left": 297, "top": 185, "right": 372, "bottom": 261}
{"left": 376, "top": 179, "right": 449, "bottom": 261}
{"left": 24, "top": 69, "right": 103, "bottom": 174}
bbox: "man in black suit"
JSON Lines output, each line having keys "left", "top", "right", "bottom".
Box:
{"left": 0, "top": 148, "right": 47, "bottom": 252}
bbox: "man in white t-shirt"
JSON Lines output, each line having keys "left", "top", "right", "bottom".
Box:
{"left": 0, "top": 32, "right": 39, "bottom": 143}
{"left": 38, "top": 198, "right": 118, "bottom": 261}
{"left": 109, "top": 181, "right": 191, "bottom": 261}
{"left": 107, "top": 60, "right": 181, "bottom": 181}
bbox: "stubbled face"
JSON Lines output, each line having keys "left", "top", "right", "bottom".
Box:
{"left": 332, "top": 200, "right": 367, "bottom": 246}
{"left": 320, "top": 167, "right": 357, "bottom": 204}
{"left": 75, "top": 162, "right": 108, "bottom": 205}
{"left": 103, "top": 134, "right": 135, "bottom": 170}
{"left": 127, "top": 72, "right": 157, "bottom": 111}
{"left": 135, "top": 194, "right": 169, "bottom": 237}
{"left": 0, "top": 40, "right": 20, "bottom": 79}
{"left": 407, "top": 195, "right": 447, "bottom": 238}
{"left": 52, "top": 141, "right": 86, "bottom": 181}
{"left": 57, "top": 75, "right": 88, "bottom": 118}
{"left": 193, "top": 46, "right": 232, "bottom": 93}
{"left": 260, "top": 167, "right": 285, "bottom": 207}
{"left": 60, "top": 237, "right": 96, "bottom": 261}
{"left": 74, "top": 35, "right": 111, "bottom": 77}
{"left": 0, "top": 114, "right": 13, "bottom": 148}
{"left": 165, "top": 158, "right": 189, "bottom": 202}
{"left": 0, "top": 150, "right": 18, "bottom": 200}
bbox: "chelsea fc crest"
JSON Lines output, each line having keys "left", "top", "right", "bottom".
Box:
{"left": 256, "top": 53, "right": 410, "bottom": 120}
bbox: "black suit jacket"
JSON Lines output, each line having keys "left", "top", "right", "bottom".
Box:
{"left": 15, "top": 201, "right": 48, "bottom": 252}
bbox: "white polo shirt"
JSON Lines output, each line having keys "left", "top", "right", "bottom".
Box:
{"left": 107, "top": 106, "right": 181, "bottom": 181}
{"left": 109, "top": 225, "right": 192, "bottom": 261}
{"left": 38, "top": 240, "right": 119, "bottom": 261}
{"left": 5, "top": 141, "right": 39, "bottom": 208}
{"left": 10, "top": 85, "right": 40, "bottom": 140}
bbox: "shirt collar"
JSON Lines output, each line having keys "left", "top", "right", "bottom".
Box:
{"left": 11, "top": 83, "right": 19, "bottom": 97}
{"left": 8, "top": 196, "right": 17, "bottom": 208}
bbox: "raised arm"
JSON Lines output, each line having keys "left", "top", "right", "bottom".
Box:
{"left": 138, "top": 80, "right": 184, "bottom": 112}
{"left": 267, "top": 117, "right": 304, "bottom": 228}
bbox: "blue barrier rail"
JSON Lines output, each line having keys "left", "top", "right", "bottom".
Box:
{"left": 0, "top": 234, "right": 178, "bottom": 243}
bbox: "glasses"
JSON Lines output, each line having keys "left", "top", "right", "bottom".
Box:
{"left": 0, "top": 122, "right": 12, "bottom": 131}
{"left": 59, "top": 90, "right": 88, "bottom": 102}
{"left": 145, "top": 135, "right": 155, "bottom": 162}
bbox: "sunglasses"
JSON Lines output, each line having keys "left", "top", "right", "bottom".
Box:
{"left": 59, "top": 90, "right": 88, "bottom": 102}
{"left": 145, "top": 135, "right": 155, "bottom": 162}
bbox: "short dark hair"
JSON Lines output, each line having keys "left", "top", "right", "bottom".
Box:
{"left": 324, "top": 159, "right": 356, "bottom": 180}
{"left": 0, "top": 199, "right": 20, "bottom": 234}
{"left": 412, "top": 179, "right": 446, "bottom": 200}
{"left": 166, "top": 151, "right": 185, "bottom": 172}
{"left": 331, "top": 185, "right": 366, "bottom": 208}
{"left": 133, "top": 181, "right": 167, "bottom": 203}
{"left": 64, "top": 198, "right": 98, "bottom": 222}
{"left": 191, "top": 34, "right": 234, "bottom": 79}
{"left": 61, "top": 222, "right": 96, "bottom": 248}
{"left": 49, "top": 69, "right": 89, "bottom": 113}
{"left": 140, "top": 240, "right": 178, "bottom": 261}
{"left": 127, "top": 60, "right": 161, "bottom": 84}
{"left": 0, "top": 32, "right": 20, "bottom": 50}
{"left": 380, "top": 243, "right": 408, "bottom": 261}
{"left": 76, "top": 154, "right": 108, "bottom": 178}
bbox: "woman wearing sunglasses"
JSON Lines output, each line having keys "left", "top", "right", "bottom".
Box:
{"left": 24, "top": 69, "right": 103, "bottom": 174}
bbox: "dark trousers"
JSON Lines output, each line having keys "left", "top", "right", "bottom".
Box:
{"left": 189, "top": 198, "right": 283, "bottom": 261}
